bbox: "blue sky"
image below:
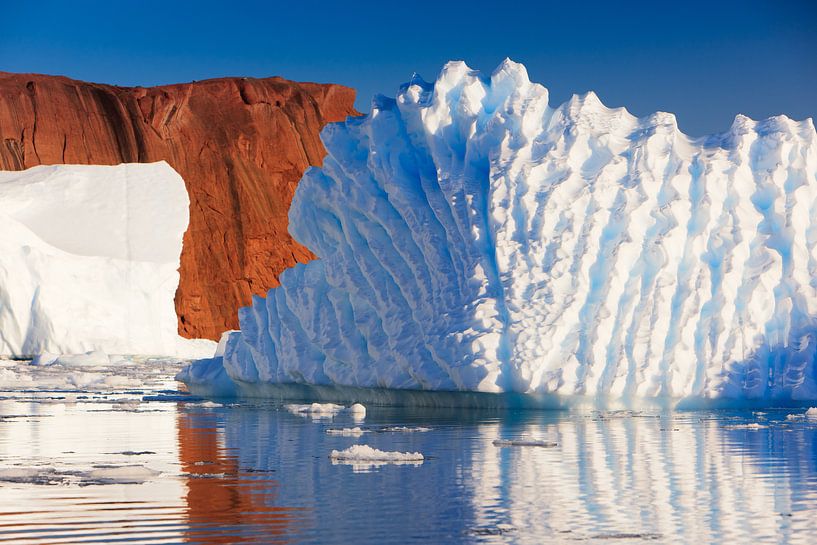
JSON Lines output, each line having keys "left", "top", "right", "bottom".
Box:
{"left": 1, "top": 0, "right": 814, "bottom": 136}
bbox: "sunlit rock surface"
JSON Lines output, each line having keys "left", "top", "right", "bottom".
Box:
{"left": 182, "top": 60, "right": 817, "bottom": 405}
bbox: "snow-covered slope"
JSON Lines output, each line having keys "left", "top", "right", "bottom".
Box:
{"left": 0, "top": 162, "right": 215, "bottom": 358}
{"left": 181, "top": 60, "right": 817, "bottom": 405}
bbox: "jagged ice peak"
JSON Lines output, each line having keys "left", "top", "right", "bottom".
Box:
{"left": 180, "top": 60, "right": 817, "bottom": 407}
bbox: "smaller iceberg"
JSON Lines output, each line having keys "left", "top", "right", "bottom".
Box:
{"left": 0, "top": 162, "right": 215, "bottom": 359}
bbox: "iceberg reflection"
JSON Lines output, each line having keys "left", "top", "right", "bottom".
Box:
{"left": 211, "top": 407, "right": 817, "bottom": 543}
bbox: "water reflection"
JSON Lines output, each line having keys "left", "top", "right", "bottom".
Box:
{"left": 466, "top": 412, "right": 817, "bottom": 543}
{"left": 1, "top": 376, "right": 816, "bottom": 544}
{"left": 207, "top": 406, "right": 817, "bottom": 544}
{"left": 176, "top": 409, "right": 306, "bottom": 544}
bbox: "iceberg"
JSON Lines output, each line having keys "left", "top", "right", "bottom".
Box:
{"left": 0, "top": 162, "right": 215, "bottom": 359}
{"left": 181, "top": 60, "right": 817, "bottom": 406}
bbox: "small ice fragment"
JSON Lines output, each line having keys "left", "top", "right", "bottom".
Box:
{"left": 723, "top": 423, "right": 767, "bottom": 430}
{"left": 0, "top": 467, "right": 41, "bottom": 481}
{"left": 348, "top": 403, "right": 366, "bottom": 418}
{"left": 51, "top": 350, "right": 111, "bottom": 367}
{"left": 329, "top": 444, "right": 424, "bottom": 462}
{"left": 325, "top": 427, "right": 366, "bottom": 437}
{"left": 285, "top": 402, "right": 365, "bottom": 419}
{"left": 285, "top": 403, "right": 345, "bottom": 416}
{"left": 30, "top": 352, "right": 59, "bottom": 366}
{"left": 87, "top": 465, "right": 161, "bottom": 483}
{"left": 493, "top": 439, "right": 558, "bottom": 448}
{"left": 381, "top": 426, "right": 431, "bottom": 433}
{"left": 806, "top": 407, "right": 817, "bottom": 418}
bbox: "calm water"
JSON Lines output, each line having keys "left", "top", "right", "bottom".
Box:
{"left": 1, "top": 358, "right": 816, "bottom": 544}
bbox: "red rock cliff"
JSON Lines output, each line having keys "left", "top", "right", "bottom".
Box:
{"left": 0, "top": 72, "right": 359, "bottom": 340}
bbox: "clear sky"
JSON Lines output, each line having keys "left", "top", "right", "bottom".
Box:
{"left": 1, "top": 0, "right": 814, "bottom": 136}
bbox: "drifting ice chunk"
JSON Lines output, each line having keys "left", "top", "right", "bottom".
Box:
{"left": 806, "top": 408, "right": 817, "bottom": 418}
{"left": 381, "top": 426, "right": 431, "bottom": 433}
{"left": 0, "top": 465, "right": 161, "bottom": 485}
{"left": 329, "top": 444, "right": 424, "bottom": 462}
{"left": 0, "top": 162, "right": 215, "bottom": 359}
{"left": 723, "top": 423, "right": 767, "bottom": 430}
{"left": 31, "top": 350, "right": 111, "bottom": 367}
{"left": 493, "top": 439, "right": 558, "bottom": 448}
{"left": 325, "top": 427, "right": 367, "bottom": 437}
{"left": 286, "top": 402, "right": 366, "bottom": 420}
{"left": 86, "top": 465, "right": 162, "bottom": 484}
{"left": 286, "top": 403, "right": 345, "bottom": 416}
{"left": 181, "top": 60, "right": 817, "bottom": 406}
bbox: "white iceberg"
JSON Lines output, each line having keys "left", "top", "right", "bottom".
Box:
{"left": 181, "top": 60, "right": 817, "bottom": 406}
{"left": 0, "top": 162, "right": 215, "bottom": 359}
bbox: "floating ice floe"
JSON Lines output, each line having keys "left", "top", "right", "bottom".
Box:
{"left": 0, "top": 465, "right": 161, "bottom": 485}
{"left": 285, "top": 403, "right": 366, "bottom": 420}
{"left": 191, "top": 401, "right": 223, "bottom": 409}
{"left": 86, "top": 465, "right": 162, "bottom": 484}
{"left": 325, "top": 427, "right": 367, "bottom": 437}
{"left": 0, "top": 356, "right": 194, "bottom": 397}
{"left": 380, "top": 426, "right": 432, "bottom": 433}
{"left": 329, "top": 444, "right": 424, "bottom": 466}
{"left": 723, "top": 423, "right": 767, "bottom": 430}
{"left": 493, "top": 439, "right": 559, "bottom": 448}
{"left": 29, "top": 350, "right": 131, "bottom": 368}
{"left": 786, "top": 408, "right": 817, "bottom": 421}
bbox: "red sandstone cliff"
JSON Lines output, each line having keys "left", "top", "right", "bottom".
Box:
{"left": 0, "top": 72, "right": 359, "bottom": 340}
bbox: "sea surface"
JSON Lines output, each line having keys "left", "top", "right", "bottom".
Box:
{"left": 1, "top": 357, "right": 816, "bottom": 544}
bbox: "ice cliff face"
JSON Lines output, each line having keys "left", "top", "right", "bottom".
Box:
{"left": 182, "top": 60, "right": 817, "bottom": 404}
{"left": 0, "top": 162, "right": 215, "bottom": 358}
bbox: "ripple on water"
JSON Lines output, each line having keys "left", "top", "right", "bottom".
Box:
{"left": 1, "top": 357, "right": 817, "bottom": 544}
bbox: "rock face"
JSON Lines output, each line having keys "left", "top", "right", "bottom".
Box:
{"left": 0, "top": 72, "right": 358, "bottom": 340}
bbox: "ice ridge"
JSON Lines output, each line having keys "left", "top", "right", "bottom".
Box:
{"left": 180, "top": 59, "right": 817, "bottom": 405}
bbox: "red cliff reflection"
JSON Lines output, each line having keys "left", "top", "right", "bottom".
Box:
{"left": 176, "top": 410, "right": 304, "bottom": 543}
